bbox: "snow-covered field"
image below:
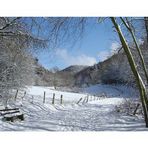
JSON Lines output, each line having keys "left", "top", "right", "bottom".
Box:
{"left": 0, "top": 84, "right": 147, "bottom": 131}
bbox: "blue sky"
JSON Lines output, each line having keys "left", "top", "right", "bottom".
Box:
{"left": 34, "top": 18, "right": 120, "bottom": 70}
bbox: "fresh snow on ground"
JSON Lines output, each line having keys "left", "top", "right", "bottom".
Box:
{"left": 0, "top": 84, "right": 147, "bottom": 131}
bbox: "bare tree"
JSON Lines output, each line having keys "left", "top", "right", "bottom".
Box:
{"left": 0, "top": 39, "right": 35, "bottom": 107}
{"left": 144, "top": 17, "right": 148, "bottom": 42}
{"left": 111, "top": 17, "right": 148, "bottom": 127}
{"left": 0, "top": 17, "right": 47, "bottom": 107}
{"left": 120, "top": 17, "right": 148, "bottom": 84}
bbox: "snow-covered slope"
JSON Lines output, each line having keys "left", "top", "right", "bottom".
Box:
{"left": 27, "top": 86, "right": 87, "bottom": 104}
{"left": 0, "top": 84, "right": 147, "bottom": 131}
{"left": 61, "top": 65, "right": 88, "bottom": 74}
{"left": 82, "top": 84, "right": 139, "bottom": 98}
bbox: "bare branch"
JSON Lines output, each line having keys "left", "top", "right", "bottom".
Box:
{"left": 0, "top": 17, "right": 21, "bottom": 31}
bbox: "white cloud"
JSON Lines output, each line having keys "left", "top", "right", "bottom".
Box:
{"left": 98, "top": 50, "right": 110, "bottom": 61}
{"left": 55, "top": 49, "right": 97, "bottom": 66}
{"left": 98, "top": 42, "right": 121, "bottom": 62}
{"left": 110, "top": 42, "right": 120, "bottom": 54}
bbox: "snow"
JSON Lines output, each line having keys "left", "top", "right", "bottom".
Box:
{"left": 27, "top": 86, "right": 87, "bottom": 103}
{"left": 82, "top": 84, "right": 139, "bottom": 98}
{"left": 0, "top": 84, "right": 147, "bottom": 131}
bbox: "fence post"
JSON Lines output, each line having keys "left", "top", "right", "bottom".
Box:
{"left": 60, "top": 95, "right": 63, "bottom": 105}
{"left": 133, "top": 103, "right": 140, "bottom": 115}
{"left": 86, "top": 95, "right": 89, "bottom": 103}
{"left": 22, "top": 91, "right": 26, "bottom": 99}
{"left": 82, "top": 98, "right": 86, "bottom": 104}
{"left": 52, "top": 93, "right": 55, "bottom": 105}
{"left": 94, "top": 95, "right": 95, "bottom": 100}
{"left": 14, "top": 89, "right": 18, "bottom": 101}
{"left": 77, "top": 98, "right": 83, "bottom": 104}
{"left": 91, "top": 95, "right": 93, "bottom": 101}
{"left": 43, "top": 91, "right": 46, "bottom": 103}
{"left": 89, "top": 95, "right": 91, "bottom": 101}
{"left": 31, "top": 95, "right": 34, "bottom": 103}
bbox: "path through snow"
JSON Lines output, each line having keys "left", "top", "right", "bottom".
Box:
{"left": 0, "top": 84, "right": 147, "bottom": 131}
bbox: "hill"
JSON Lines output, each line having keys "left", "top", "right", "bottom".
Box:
{"left": 34, "top": 40, "right": 148, "bottom": 87}
{"left": 61, "top": 65, "right": 88, "bottom": 74}
{"left": 75, "top": 40, "right": 148, "bottom": 87}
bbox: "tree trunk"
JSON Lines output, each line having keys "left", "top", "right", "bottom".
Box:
{"left": 110, "top": 17, "right": 148, "bottom": 127}
{"left": 144, "top": 17, "right": 148, "bottom": 43}
{"left": 120, "top": 17, "right": 148, "bottom": 84}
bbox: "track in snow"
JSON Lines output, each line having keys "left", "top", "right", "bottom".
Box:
{"left": 0, "top": 84, "right": 147, "bottom": 131}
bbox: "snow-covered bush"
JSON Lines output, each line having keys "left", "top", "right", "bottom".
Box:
{"left": 115, "top": 98, "right": 143, "bottom": 116}
{"left": 0, "top": 43, "right": 35, "bottom": 107}
{"left": 0, "top": 17, "right": 45, "bottom": 107}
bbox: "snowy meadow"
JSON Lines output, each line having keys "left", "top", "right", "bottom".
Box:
{"left": 0, "top": 84, "right": 147, "bottom": 131}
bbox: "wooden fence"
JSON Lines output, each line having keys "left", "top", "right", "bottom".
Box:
{"left": 13, "top": 89, "right": 107, "bottom": 106}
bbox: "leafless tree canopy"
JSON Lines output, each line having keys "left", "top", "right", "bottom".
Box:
{"left": 0, "top": 17, "right": 88, "bottom": 106}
